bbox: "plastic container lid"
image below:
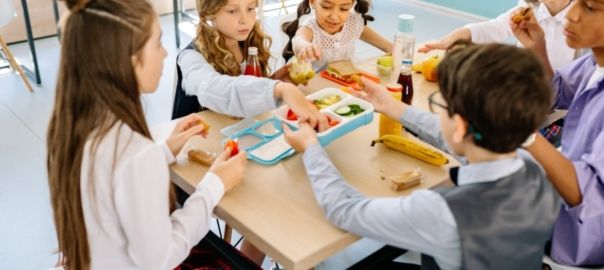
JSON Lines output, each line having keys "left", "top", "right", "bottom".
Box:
{"left": 248, "top": 46, "right": 258, "bottom": 55}
{"left": 398, "top": 14, "right": 414, "bottom": 33}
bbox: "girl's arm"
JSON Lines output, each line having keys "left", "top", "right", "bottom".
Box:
{"left": 292, "top": 27, "right": 321, "bottom": 61}
{"left": 360, "top": 26, "right": 393, "bottom": 53}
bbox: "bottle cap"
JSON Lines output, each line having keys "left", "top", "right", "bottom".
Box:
{"left": 387, "top": 83, "right": 403, "bottom": 92}
{"left": 398, "top": 14, "right": 414, "bottom": 33}
{"left": 248, "top": 46, "right": 258, "bottom": 55}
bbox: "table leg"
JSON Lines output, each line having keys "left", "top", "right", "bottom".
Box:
{"left": 224, "top": 224, "right": 233, "bottom": 243}
{"left": 173, "top": 0, "right": 181, "bottom": 48}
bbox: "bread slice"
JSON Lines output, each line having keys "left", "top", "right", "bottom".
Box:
{"left": 511, "top": 6, "right": 533, "bottom": 23}
{"left": 389, "top": 170, "right": 422, "bottom": 191}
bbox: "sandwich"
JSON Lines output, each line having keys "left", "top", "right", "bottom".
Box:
{"left": 326, "top": 60, "right": 361, "bottom": 84}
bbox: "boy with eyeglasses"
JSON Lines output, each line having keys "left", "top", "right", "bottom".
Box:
{"left": 283, "top": 42, "right": 561, "bottom": 269}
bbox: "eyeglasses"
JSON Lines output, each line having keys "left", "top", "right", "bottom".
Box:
{"left": 428, "top": 91, "right": 448, "bottom": 113}
{"left": 427, "top": 91, "right": 485, "bottom": 141}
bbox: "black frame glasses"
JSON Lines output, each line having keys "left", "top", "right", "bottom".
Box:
{"left": 428, "top": 91, "right": 448, "bottom": 113}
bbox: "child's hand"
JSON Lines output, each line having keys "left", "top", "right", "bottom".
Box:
{"left": 166, "top": 114, "right": 209, "bottom": 156}
{"left": 270, "top": 63, "right": 306, "bottom": 85}
{"left": 209, "top": 148, "right": 247, "bottom": 192}
{"left": 418, "top": 28, "right": 471, "bottom": 53}
{"left": 277, "top": 83, "right": 329, "bottom": 132}
{"left": 510, "top": 11, "right": 545, "bottom": 52}
{"left": 297, "top": 44, "right": 321, "bottom": 62}
{"left": 351, "top": 77, "right": 405, "bottom": 120}
{"left": 282, "top": 123, "right": 318, "bottom": 152}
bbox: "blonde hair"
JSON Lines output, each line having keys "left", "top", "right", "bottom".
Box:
{"left": 195, "top": 0, "right": 272, "bottom": 76}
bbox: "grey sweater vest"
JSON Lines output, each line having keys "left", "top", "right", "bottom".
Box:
{"left": 422, "top": 158, "right": 561, "bottom": 270}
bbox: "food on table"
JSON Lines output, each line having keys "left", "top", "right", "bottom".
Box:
{"left": 224, "top": 139, "right": 239, "bottom": 157}
{"left": 371, "top": 134, "right": 449, "bottom": 166}
{"left": 312, "top": 94, "right": 342, "bottom": 109}
{"left": 187, "top": 149, "right": 216, "bottom": 166}
{"left": 286, "top": 108, "right": 297, "bottom": 121}
{"left": 326, "top": 114, "right": 341, "bottom": 127}
{"left": 198, "top": 118, "right": 211, "bottom": 133}
{"left": 376, "top": 55, "right": 393, "bottom": 76}
{"left": 325, "top": 60, "right": 361, "bottom": 83}
{"left": 511, "top": 6, "right": 533, "bottom": 23}
{"left": 289, "top": 56, "right": 315, "bottom": 85}
{"left": 389, "top": 169, "right": 422, "bottom": 191}
{"left": 335, "top": 104, "right": 365, "bottom": 116}
{"left": 411, "top": 55, "right": 441, "bottom": 82}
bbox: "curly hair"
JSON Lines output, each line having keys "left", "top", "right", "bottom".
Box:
{"left": 195, "top": 0, "right": 272, "bottom": 76}
{"left": 281, "top": 0, "right": 374, "bottom": 62}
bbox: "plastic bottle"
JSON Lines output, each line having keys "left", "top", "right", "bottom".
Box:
{"left": 379, "top": 83, "right": 403, "bottom": 137}
{"left": 391, "top": 14, "right": 416, "bottom": 83}
{"left": 243, "top": 46, "right": 262, "bottom": 77}
{"left": 398, "top": 59, "right": 414, "bottom": 105}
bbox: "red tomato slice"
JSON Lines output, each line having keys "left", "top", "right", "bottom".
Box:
{"left": 224, "top": 139, "right": 239, "bottom": 157}
{"left": 287, "top": 109, "right": 298, "bottom": 121}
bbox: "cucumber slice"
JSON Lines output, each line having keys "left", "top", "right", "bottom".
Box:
{"left": 335, "top": 105, "right": 352, "bottom": 116}
{"left": 348, "top": 104, "right": 365, "bottom": 114}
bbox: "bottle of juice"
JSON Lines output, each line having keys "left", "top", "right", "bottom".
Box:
{"left": 398, "top": 60, "right": 414, "bottom": 105}
{"left": 243, "top": 46, "right": 262, "bottom": 77}
{"left": 379, "top": 83, "right": 403, "bottom": 137}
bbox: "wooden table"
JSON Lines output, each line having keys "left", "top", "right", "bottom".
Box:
{"left": 152, "top": 58, "right": 456, "bottom": 270}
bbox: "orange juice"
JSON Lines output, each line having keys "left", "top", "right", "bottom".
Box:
{"left": 379, "top": 83, "right": 403, "bottom": 137}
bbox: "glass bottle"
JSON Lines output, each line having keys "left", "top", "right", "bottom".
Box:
{"left": 243, "top": 46, "right": 262, "bottom": 77}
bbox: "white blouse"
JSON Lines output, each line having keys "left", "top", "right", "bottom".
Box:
{"left": 80, "top": 122, "right": 224, "bottom": 269}
{"left": 465, "top": 0, "right": 576, "bottom": 69}
{"left": 299, "top": 11, "right": 365, "bottom": 70}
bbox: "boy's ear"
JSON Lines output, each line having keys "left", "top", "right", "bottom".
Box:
{"left": 451, "top": 114, "right": 469, "bottom": 144}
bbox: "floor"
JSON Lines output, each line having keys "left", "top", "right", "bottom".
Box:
{"left": 0, "top": 1, "right": 478, "bottom": 269}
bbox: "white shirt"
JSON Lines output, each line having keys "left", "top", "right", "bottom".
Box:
{"left": 178, "top": 49, "right": 280, "bottom": 118}
{"left": 81, "top": 122, "right": 225, "bottom": 269}
{"left": 299, "top": 11, "right": 365, "bottom": 71}
{"left": 302, "top": 106, "right": 531, "bottom": 270}
{"left": 465, "top": 0, "right": 575, "bottom": 69}
{"left": 586, "top": 65, "right": 604, "bottom": 89}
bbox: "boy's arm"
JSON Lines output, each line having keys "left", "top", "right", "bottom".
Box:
{"left": 527, "top": 131, "right": 604, "bottom": 211}
{"left": 302, "top": 143, "right": 461, "bottom": 261}
{"left": 399, "top": 106, "right": 451, "bottom": 154}
{"left": 360, "top": 26, "right": 393, "bottom": 53}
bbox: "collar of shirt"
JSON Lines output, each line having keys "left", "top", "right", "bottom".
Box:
{"left": 536, "top": 2, "right": 570, "bottom": 24}
{"left": 453, "top": 152, "right": 525, "bottom": 186}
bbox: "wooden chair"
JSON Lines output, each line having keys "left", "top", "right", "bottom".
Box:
{"left": 0, "top": 0, "right": 33, "bottom": 92}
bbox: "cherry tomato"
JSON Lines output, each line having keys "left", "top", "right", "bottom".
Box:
{"left": 224, "top": 139, "right": 239, "bottom": 157}
{"left": 286, "top": 109, "right": 298, "bottom": 121}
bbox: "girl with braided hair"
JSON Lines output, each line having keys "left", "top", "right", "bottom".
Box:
{"left": 282, "top": 0, "right": 392, "bottom": 70}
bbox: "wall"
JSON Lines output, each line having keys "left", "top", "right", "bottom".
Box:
{"left": 421, "top": 0, "right": 518, "bottom": 18}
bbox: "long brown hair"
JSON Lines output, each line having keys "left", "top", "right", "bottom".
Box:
{"left": 281, "top": 0, "right": 374, "bottom": 61}
{"left": 195, "top": 0, "right": 272, "bottom": 76}
{"left": 47, "top": 0, "right": 155, "bottom": 269}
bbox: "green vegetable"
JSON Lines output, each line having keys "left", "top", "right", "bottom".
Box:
{"left": 335, "top": 106, "right": 352, "bottom": 116}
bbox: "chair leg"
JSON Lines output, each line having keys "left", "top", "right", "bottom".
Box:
{"left": 224, "top": 224, "right": 233, "bottom": 243}
{"left": 0, "top": 35, "right": 34, "bottom": 92}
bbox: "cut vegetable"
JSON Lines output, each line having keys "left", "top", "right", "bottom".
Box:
{"left": 335, "top": 106, "right": 352, "bottom": 116}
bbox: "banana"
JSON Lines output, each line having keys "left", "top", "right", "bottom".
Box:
{"left": 371, "top": 134, "right": 449, "bottom": 166}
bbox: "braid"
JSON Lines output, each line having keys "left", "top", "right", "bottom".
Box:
{"left": 281, "top": 0, "right": 311, "bottom": 62}
{"left": 354, "top": 0, "right": 374, "bottom": 25}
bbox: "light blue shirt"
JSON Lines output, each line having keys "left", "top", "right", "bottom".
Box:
{"left": 178, "top": 48, "right": 280, "bottom": 118}
{"left": 303, "top": 106, "right": 528, "bottom": 270}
